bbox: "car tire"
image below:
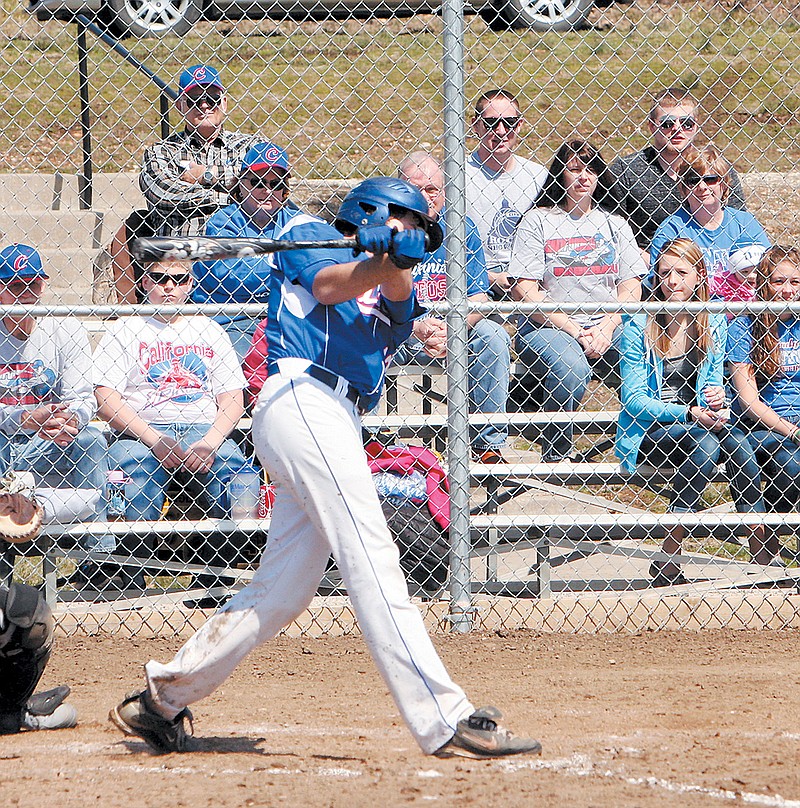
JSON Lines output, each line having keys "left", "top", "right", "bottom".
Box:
{"left": 481, "top": 0, "right": 595, "bottom": 32}
{"left": 103, "top": 0, "right": 203, "bottom": 37}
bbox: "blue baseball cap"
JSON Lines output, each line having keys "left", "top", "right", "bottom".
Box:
{"left": 0, "top": 244, "right": 48, "bottom": 282}
{"left": 179, "top": 65, "right": 224, "bottom": 95}
{"left": 240, "top": 142, "right": 290, "bottom": 174}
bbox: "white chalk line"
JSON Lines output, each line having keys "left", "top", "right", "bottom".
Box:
{"left": 500, "top": 755, "right": 800, "bottom": 807}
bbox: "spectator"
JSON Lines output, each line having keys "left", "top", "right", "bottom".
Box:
{"left": 397, "top": 151, "right": 511, "bottom": 462}
{"left": 508, "top": 140, "right": 646, "bottom": 462}
{"left": 610, "top": 87, "right": 747, "bottom": 253}
{"left": 616, "top": 238, "right": 771, "bottom": 587}
{"left": 465, "top": 88, "right": 547, "bottom": 297}
{"left": 709, "top": 242, "right": 767, "bottom": 310}
{"left": 192, "top": 142, "right": 304, "bottom": 361}
{"left": 650, "top": 145, "right": 769, "bottom": 282}
{"left": 111, "top": 64, "right": 259, "bottom": 303}
{"left": 93, "top": 257, "right": 249, "bottom": 579}
{"left": 0, "top": 245, "right": 107, "bottom": 499}
{"left": 728, "top": 245, "right": 800, "bottom": 527}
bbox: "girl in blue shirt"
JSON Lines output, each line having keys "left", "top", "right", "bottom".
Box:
{"left": 728, "top": 245, "right": 800, "bottom": 527}
{"left": 616, "top": 238, "right": 767, "bottom": 586}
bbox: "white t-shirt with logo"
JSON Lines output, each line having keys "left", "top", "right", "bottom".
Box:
{"left": 508, "top": 206, "right": 647, "bottom": 329}
{"left": 465, "top": 153, "right": 548, "bottom": 270}
{"left": 93, "top": 316, "right": 245, "bottom": 424}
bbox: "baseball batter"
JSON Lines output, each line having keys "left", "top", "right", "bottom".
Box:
{"left": 110, "top": 177, "right": 541, "bottom": 760}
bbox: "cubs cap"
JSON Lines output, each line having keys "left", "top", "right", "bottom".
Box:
{"left": 727, "top": 244, "right": 767, "bottom": 277}
{"left": 179, "top": 65, "right": 224, "bottom": 95}
{"left": 0, "top": 244, "right": 48, "bottom": 282}
{"left": 240, "top": 142, "right": 290, "bottom": 174}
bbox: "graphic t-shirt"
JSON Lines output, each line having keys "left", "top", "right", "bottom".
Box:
{"left": 465, "top": 154, "right": 548, "bottom": 270}
{"left": 0, "top": 318, "right": 96, "bottom": 435}
{"left": 507, "top": 206, "right": 647, "bottom": 329}
{"left": 93, "top": 316, "right": 245, "bottom": 424}
{"left": 726, "top": 315, "right": 800, "bottom": 419}
{"left": 411, "top": 211, "right": 488, "bottom": 304}
{"left": 650, "top": 207, "right": 769, "bottom": 282}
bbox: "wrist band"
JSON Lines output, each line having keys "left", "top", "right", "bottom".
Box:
{"left": 686, "top": 406, "right": 693, "bottom": 423}
{"left": 791, "top": 428, "right": 800, "bottom": 446}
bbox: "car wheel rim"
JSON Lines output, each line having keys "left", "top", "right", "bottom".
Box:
{"left": 519, "top": 0, "right": 580, "bottom": 22}
{"left": 122, "top": 0, "right": 191, "bottom": 31}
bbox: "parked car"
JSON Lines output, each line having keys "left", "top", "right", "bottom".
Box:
{"left": 27, "top": 0, "right": 597, "bottom": 38}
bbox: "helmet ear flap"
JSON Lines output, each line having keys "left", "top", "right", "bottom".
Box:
{"left": 425, "top": 221, "right": 444, "bottom": 253}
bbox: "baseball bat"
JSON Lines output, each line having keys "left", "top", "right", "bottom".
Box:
{"left": 132, "top": 236, "right": 359, "bottom": 262}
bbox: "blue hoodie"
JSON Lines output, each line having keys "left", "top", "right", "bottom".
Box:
{"left": 615, "top": 311, "right": 728, "bottom": 472}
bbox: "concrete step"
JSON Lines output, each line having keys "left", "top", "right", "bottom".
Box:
{"left": 0, "top": 209, "right": 126, "bottom": 253}
{"left": 36, "top": 247, "right": 98, "bottom": 305}
{"left": 0, "top": 211, "right": 107, "bottom": 250}
{"left": 3, "top": 172, "right": 144, "bottom": 213}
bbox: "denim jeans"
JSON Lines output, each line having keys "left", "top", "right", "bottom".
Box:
{"left": 107, "top": 423, "right": 249, "bottom": 563}
{"left": 393, "top": 318, "right": 511, "bottom": 450}
{"left": 747, "top": 429, "right": 800, "bottom": 512}
{"left": 0, "top": 425, "right": 108, "bottom": 492}
{"left": 515, "top": 325, "right": 621, "bottom": 461}
{"left": 638, "top": 422, "right": 765, "bottom": 514}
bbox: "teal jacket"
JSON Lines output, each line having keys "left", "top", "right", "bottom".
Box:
{"left": 614, "top": 312, "right": 728, "bottom": 472}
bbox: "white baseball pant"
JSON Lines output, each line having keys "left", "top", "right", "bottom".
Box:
{"left": 144, "top": 371, "right": 474, "bottom": 754}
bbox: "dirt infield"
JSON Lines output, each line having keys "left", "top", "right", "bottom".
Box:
{"left": 2, "top": 629, "right": 798, "bottom": 807}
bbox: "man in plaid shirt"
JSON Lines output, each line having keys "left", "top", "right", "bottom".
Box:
{"left": 140, "top": 64, "right": 259, "bottom": 238}
{"left": 111, "top": 64, "right": 259, "bottom": 302}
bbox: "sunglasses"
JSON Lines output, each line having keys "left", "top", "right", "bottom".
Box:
{"left": 147, "top": 272, "right": 193, "bottom": 286}
{"left": 184, "top": 93, "right": 223, "bottom": 109}
{"left": 656, "top": 115, "right": 697, "bottom": 132}
{"left": 479, "top": 116, "right": 522, "bottom": 132}
{"left": 243, "top": 175, "right": 288, "bottom": 191}
{"left": 682, "top": 173, "right": 722, "bottom": 188}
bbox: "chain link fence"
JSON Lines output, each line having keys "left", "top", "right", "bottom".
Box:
{"left": 2, "top": 0, "right": 800, "bottom": 635}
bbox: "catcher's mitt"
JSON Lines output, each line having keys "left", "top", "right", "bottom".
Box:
{"left": 0, "top": 492, "right": 43, "bottom": 544}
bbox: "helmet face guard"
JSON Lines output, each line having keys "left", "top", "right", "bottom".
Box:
{"left": 336, "top": 177, "right": 444, "bottom": 253}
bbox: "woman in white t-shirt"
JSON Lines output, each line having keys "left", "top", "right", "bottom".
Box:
{"left": 509, "top": 140, "right": 646, "bottom": 462}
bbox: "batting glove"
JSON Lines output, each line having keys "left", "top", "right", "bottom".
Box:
{"left": 390, "top": 229, "right": 427, "bottom": 270}
{"left": 355, "top": 225, "right": 394, "bottom": 256}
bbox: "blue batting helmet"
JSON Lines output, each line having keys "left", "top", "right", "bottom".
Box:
{"left": 335, "top": 177, "right": 444, "bottom": 252}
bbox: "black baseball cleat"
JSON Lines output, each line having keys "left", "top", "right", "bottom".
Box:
{"left": 109, "top": 690, "right": 193, "bottom": 753}
{"left": 434, "top": 706, "right": 542, "bottom": 759}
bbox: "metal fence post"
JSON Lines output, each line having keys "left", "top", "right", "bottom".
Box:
{"left": 76, "top": 21, "right": 93, "bottom": 211}
{"left": 441, "top": 0, "right": 472, "bottom": 633}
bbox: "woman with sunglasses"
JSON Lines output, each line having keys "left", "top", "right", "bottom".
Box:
{"left": 650, "top": 145, "right": 769, "bottom": 282}
{"left": 508, "top": 140, "right": 647, "bottom": 462}
{"left": 728, "top": 246, "right": 800, "bottom": 548}
{"left": 616, "top": 238, "right": 770, "bottom": 587}
{"left": 192, "top": 142, "right": 304, "bottom": 362}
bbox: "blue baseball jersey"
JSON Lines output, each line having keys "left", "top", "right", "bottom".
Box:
{"left": 265, "top": 215, "right": 419, "bottom": 411}
{"left": 411, "top": 210, "right": 488, "bottom": 303}
{"left": 192, "top": 202, "right": 302, "bottom": 307}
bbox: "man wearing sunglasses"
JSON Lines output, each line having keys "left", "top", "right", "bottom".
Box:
{"left": 0, "top": 245, "right": 107, "bottom": 552}
{"left": 111, "top": 64, "right": 259, "bottom": 303}
{"left": 465, "top": 89, "right": 547, "bottom": 298}
{"left": 94, "top": 257, "right": 249, "bottom": 588}
{"left": 193, "top": 142, "right": 304, "bottom": 361}
{"left": 609, "top": 87, "right": 746, "bottom": 253}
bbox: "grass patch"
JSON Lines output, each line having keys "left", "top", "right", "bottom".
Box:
{"left": 2, "top": 1, "right": 800, "bottom": 176}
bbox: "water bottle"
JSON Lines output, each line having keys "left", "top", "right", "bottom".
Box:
{"left": 372, "top": 470, "right": 427, "bottom": 503}
{"left": 228, "top": 463, "right": 261, "bottom": 521}
{"left": 106, "top": 470, "right": 128, "bottom": 521}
